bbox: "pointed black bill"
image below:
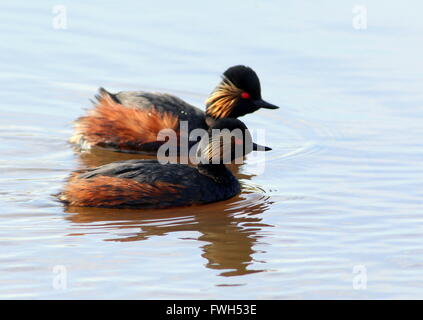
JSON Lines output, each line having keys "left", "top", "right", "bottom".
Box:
{"left": 252, "top": 142, "right": 272, "bottom": 151}
{"left": 255, "top": 99, "right": 279, "bottom": 110}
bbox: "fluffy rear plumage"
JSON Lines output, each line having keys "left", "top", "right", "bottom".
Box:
{"left": 59, "top": 175, "right": 186, "bottom": 208}
{"left": 70, "top": 89, "right": 180, "bottom": 152}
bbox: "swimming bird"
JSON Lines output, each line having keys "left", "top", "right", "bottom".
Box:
{"left": 60, "top": 118, "right": 271, "bottom": 208}
{"left": 70, "top": 65, "right": 278, "bottom": 154}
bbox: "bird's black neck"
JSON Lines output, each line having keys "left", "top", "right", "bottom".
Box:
{"left": 197, "top": 163, "right": 234, "bottom": 184}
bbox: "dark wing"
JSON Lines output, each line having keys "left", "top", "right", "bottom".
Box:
{"left": 113, "top": 90, "right": 208, "bottom": 135}
{"left": 113, "top": 90, "right": 206, "bottom": 125}
{"left": 77, "top": 160, "right": 199, "bottom": 184}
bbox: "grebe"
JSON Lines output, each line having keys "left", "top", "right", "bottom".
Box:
{"left": 70, "top": 65, "right": 278, "bottom": 154}
{"left": 61, "top": 118, "right": 271, "bottom": 208}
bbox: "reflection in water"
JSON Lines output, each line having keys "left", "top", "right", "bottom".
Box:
{"left": 65, "top": 188, "right": 273, "bottom": 277}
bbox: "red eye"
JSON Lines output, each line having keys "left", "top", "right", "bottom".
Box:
{"left": 241, "top": 92, "right": 250, "bottom": 99}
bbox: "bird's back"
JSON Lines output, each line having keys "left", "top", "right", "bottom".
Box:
{"left": 113, "top": 90, "right": 208, "bottom": 130}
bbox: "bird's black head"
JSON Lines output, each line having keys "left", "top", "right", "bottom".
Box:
{"left": 205, "top": 65, "right": 279, "bottom": 119}
{"left": 197, "top": 118, "right": 271, "bottom": 164}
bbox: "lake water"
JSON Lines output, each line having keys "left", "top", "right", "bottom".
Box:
{"left": 0, "top": 1, "right": 422, "bottom": 299}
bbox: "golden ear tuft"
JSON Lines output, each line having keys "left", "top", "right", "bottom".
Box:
{"left": 205, "top": 78, "right": 242, "bottom": 119}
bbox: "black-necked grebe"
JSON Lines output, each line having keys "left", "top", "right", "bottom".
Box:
{"left": 70, "top": 65, "right": 278, "bottom": 154}
{"left": 60, "top": 118, "right": 271, "bottom": 208}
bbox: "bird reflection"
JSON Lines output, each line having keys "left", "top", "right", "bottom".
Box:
{"left": 64, "top": 185, "right": 273, "bottom": 277}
